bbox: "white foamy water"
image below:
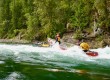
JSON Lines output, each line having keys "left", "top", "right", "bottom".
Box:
{"left": 0, "top": 43, "right": 110, "bottom": 68}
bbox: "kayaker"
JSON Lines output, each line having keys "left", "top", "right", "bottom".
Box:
{"left": 80, "top": 42, "right": 90, "bottom": 52}
{"left": 55, "top": 33, "right": 61, "bottom": 44}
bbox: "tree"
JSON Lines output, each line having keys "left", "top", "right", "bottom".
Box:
{"left": 94, "top": 0, "right": 110, "bottom": 31}
{"left": 71, "top": 0, "right": 92, "bottom": 31}
{"left": 0, "top": 0, "right": 11, "bottom": 38}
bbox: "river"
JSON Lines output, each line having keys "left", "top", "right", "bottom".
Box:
{"left": 0, "top": 43, "right": 110, "bottom": 80}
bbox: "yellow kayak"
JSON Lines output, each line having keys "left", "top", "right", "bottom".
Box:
{"left": 41, "top": 44, "right": 50, "bottom": 47}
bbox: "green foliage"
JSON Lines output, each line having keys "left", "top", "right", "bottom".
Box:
{"left": 96, "top": 35, "right": 103, "bottom": 41}
{"left": 73, "top": 30, "right": 83, "bottom": 39}
{"left": 0, "top": 0, "right": 11, "bottom": 38}
{"left": 25, "top": 13, "right": 39, "bottom": 40}
{"left": 94, "top": 0, "right": 109, "bottom": 29}
{"left": 0, "top": 0, "right": 109, "bottom": 41}
{"left": 71, "top": 0, "right": 92, "bottom": 30}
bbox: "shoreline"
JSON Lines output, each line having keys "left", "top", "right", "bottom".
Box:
{"left": 62, "top": 32, "right": 110, "bottom": 49}
{"left": 0, "top": 35, "right": 110, "bottom": 49}
{"left": 0, "top": 39, "right": 30, "bottom": 44}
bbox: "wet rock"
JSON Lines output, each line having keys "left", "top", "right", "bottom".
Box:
{"left": 62, "top": 32, "right": 110, "bottom": 48}
{"left": 100, "top": 39, "right": 110, "bottom": 47}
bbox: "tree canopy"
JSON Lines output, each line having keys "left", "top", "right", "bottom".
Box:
{"left": 0, "top": 0, "right": 110, "bottom": 41}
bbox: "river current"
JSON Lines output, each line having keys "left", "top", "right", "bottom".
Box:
{"left": 0, "top": 43, "right": 110, "bottom": 80}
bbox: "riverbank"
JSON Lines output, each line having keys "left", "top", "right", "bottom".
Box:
{"left": 0, "top": 32, "right": 110, "bottom": 49}
{"left": 62, "top": 32, "right": 110, "bottom": 49}
{"left": 0, "top": 39, "right": 30, "bottom": 44}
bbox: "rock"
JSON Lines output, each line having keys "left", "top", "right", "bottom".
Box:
{"left": 100, "top": 39, "right": 110, "bottom": 47}
{"left": 62, "top": 31, "right": 110, "bottom": 48}
{"left": 0, "top": 39, "right": 29, "bottom": 44}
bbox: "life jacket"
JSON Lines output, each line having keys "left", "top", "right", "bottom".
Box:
{"left": 56, "top": 34, "right": 60, "bottom": 41}
{"left": 80, "top": 42, "right": 90, "bottom": 50}
{"left": 57, "top": 36, "right": 60, "bottom": 41}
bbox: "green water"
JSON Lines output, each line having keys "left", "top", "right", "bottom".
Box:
{"left": 0, "top": 59, "right": 110, "bottom": 80}
{"left": 0, "top": 44, "right": 110, "bottom": 80}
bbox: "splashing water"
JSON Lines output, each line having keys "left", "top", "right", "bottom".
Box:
{"left": 0, "top": 43, "right": 110, "bottom": 80}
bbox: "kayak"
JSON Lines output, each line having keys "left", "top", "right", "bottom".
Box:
{"left": 86, "top": 51, "right": 98, "bottom": 57}
{"left": 41, "top": 44, "right": 50, "bottom": 47}
{"left": 48, "top": 38, "right": 67, "bottom": 50}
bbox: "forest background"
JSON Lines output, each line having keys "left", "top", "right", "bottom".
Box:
{"left": 0, "top": 0, "right": 110, "bottom": 48}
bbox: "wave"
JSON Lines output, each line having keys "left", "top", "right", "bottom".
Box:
{"left": 0, "top": 43, "right": 110, "bottom": 67}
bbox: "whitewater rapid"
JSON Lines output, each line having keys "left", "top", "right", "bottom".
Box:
{"left": 0, "top": 43, "right": 110, "bottom": 68}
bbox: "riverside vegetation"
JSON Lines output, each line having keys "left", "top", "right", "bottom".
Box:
{"left": 0, "top": 0, "right": 110, "bottom": 48}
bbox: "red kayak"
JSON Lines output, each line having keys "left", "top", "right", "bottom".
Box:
{"left": 86, "top": 51, "right": 98, "bottom": 57}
